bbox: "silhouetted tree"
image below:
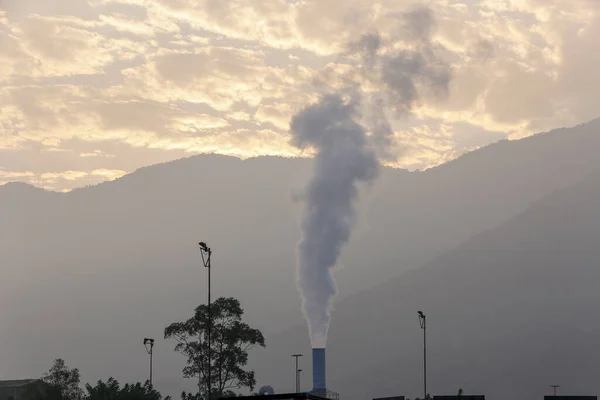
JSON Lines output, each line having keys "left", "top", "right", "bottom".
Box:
{"left": 180, "top": 390, "right": 238, "bottom": 400}
{"left": 118, "top": 381, "right": 166, "bottom": 400}
{"left": 165, "top": 297, "right": 265, "bottom": 399}
{"left": 85, "top": 378, "right": 167, "bottom": 400}
{"left": 43, "top": 359, "right": 84, "bottom": 400}
{"left": 85, "top": 378, "right": 121, "bottom": 400}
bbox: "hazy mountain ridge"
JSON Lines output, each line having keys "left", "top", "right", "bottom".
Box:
{"left": 2, "top": 119, "right": 600, "bottom": 397}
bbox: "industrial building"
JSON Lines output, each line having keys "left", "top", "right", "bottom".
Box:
{"left": 0, "top": 379, "right": 49, "bottom": 400}
{"left": 543, "top": 397, "right": 597, "bottom": 400}
{"left": 230, "top": 393, "right": 334, "bottom": 400}
{"left": 231, "top": 348, "right": 338, "bottom": 400}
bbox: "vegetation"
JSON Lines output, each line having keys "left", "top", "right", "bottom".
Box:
{"left": 85, "top": 378, "right": 167, "bottom": 400}
{"left": 164, "top": 297, "right": 266, "bottom": 399}
{"left": 29, "top": 359, "right": 169, "bottom": 400}
{"left": 26, "top": 297, "right": 263, "bottom": 400}
{"left": 42, "top": 359, "right": 84, "bottom": 400}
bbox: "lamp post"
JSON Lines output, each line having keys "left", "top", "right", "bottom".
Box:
{"left": 143, "top": 338, "right": 154, "bottom": 386}
{"left": 418, "top": 311, "right": 427, "bottom": 400}
{"left": 298, "top": 369, "right": 303, "bottom": 392}
{"left": 550, "top": 385, "right": 560, "bottom": 396}
{"left": 199, "top": 242, "right": 212, "bottom": 400}
{"left": 291, "top": 354, "right": 303, "bottom": 393}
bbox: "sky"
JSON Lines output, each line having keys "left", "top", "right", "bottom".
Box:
{"left": 1, "top": 0, "right": 599, "bottom": 191}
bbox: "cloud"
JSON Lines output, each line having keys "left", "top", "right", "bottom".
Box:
{"left": 97, "top": 14, "right": 156, "bottom": 37}
{"left": 80, "top": 150, "right": 116, "bottom": 158}
{"left": 0, "top": 167, "right": 127, "bottom": 191}
{"left": 136, "top": 127, "right": 302, "bottom": 163}
{"left": 150, "top": 0, "right": 298, "bottom": 48}
{"left": 1, "top": 0, "right": 96, "bottom": 20}
{"left": 2, "top": 0, "right": 600, "bottom": 190}
{"left": 94, "top": 99, "right": 230, "bottom": 134}
{"left": 40, "top": 170, "right": 89, "bottom": 181}
{"left": 392, "top": 123, "right": 458, "bottom": 170}
{"left": 90, "top": 168, "right": 127, "bottom": 179}
{"left": 0, "top": 84, "right": 232, "bottom": 145}
{"left": 382, "top": 0, "right": 600, "bottom": 138}
{"left": 0, "top": 170, "right": 36, "bottom": 179}
{"left": 255, "top": 91, "right": 318, "bottom": 130}
{"left": 117, "top": 47, "right": 271, "bottom": 110}
{"left": 0, "top": 14, "right": 151, "bottom": 82}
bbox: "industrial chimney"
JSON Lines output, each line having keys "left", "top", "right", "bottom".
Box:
{"left": 312, "top": 348, "right": 326, "bottom": 395}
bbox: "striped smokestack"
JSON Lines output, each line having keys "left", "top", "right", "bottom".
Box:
{"left": 312, "top": 348, "right": 326, "bottom": 393}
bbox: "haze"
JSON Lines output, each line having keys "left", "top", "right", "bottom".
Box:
{"left": 2, "top": 1, "right": 600, "bottom": 400}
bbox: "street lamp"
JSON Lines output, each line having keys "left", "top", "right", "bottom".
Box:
{"left": 418, "top": 311, "right": 427, "bottom": 400}
{"left": 298, "top": 369, "right": 303, "bottom": 392}
{"left": 550, "top": 385, "right": 560, "bottom": 396}
{"left": 143, "top": 338, "right": 155, "bottom": 386}
{"left": 199, "top": 242, "right": 212, "bottom": 400}
{"left": 291, "top": 354, "right": 303, "bottom": 393}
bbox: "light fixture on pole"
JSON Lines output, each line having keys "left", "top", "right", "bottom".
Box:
{"left": 298, "top": 369, "right": 303, "bottom": 392}
{"left": 143, "top": 338, "right": 155, "bottom": 386}
{"left": 418, "top": 311, "right": 427, "bottom": 400}
{"left": 291, "top": 354, "right": 303, "bottom": 393}
{"left": 199, "top": 242, "right": 212, "bottom": 400}
{"left": 550, "top": 385, "right": 560, "bottom": 396}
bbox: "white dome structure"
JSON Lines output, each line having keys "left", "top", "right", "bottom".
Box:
{"left": 258, "top": 385, "right": 275, "bottom": 395}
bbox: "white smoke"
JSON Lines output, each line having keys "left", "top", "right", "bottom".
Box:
{"left": 292, "top": 6, "right": 451, "bottom": 348}
{"left": 290, "top": 94, "right": 379, "bottom": 348}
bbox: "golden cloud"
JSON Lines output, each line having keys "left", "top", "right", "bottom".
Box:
{"left": 2, "top": 0, "right": 600, "bottom": 191}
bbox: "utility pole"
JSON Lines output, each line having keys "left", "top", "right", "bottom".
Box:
{"left": 199, "top": 242, "right": 212, "bottom": 400}
{"left": 418, "top": 311, "right": 427, "bottom": 400}
{"left": 291, "top": 354, "right": 303, "bottom": 392}
{"left": 143, "top": 338, "right": 155, "bottom": 386}
{"left": 550, "top": 385, "right": 560, "bottom": 396}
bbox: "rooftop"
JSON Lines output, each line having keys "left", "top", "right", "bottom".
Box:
{"left": 225, "top": 392, "right": 332, "bottom": 400}
{"left": 543, "top": 397, "right": 597, "bottom": 400}
{"left": 0, "top": 380, "right": 39, "bottom": 388}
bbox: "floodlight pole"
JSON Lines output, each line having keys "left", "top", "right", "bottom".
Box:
{"left": 143, "top": 338, "right": 155, "bottom": 386}
{"left": 550, "top": 385, "right": 560, "bottom": 396}
{"left": 418, "top": 311, "right": 427, "bottom": 400}
{"left": 200, "top": 242, "right": 212, "bottom": 400}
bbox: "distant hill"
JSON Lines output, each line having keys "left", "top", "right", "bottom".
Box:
{"left": 255, "top": 168, "right": 600, "bottom": 400}
{"left": 1, "top": 119, "right": 600, "bottom": 396}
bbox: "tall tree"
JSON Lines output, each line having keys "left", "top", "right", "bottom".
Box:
{"left": 165, "top": 297, "right": 265, "bottom": 399}
{"left": 42, "top": 359, "right": 84, "bottom": 400}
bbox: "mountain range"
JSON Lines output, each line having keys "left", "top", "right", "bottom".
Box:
{"left": 255, "top": 153, "right": 600, "bottom": 400}
{"left": 2, "top": 119, "right": 600, "bottom": 399}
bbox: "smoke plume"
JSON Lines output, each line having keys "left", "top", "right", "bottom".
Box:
{"left": 291, "top": 6, "right": 451, "bottom": 348}
{"left": 290, "top": 94, "right": 378, "bottom": 348}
